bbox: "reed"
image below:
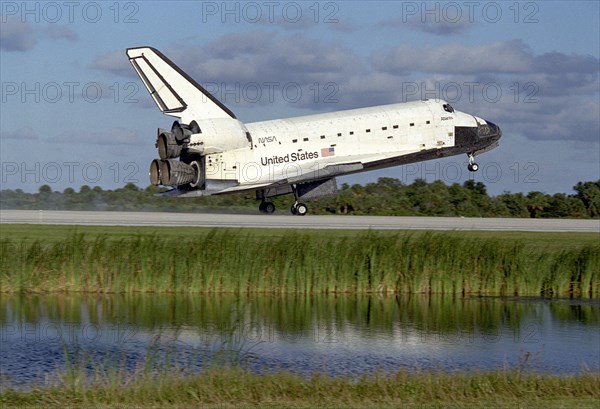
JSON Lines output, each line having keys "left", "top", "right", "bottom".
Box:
{"left": 1, "top": 229, "right": 598, "bottom": 297}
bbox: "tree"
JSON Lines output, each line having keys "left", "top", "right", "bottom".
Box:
{"left": 122, "top": 183, "right": 139, "bottom": 191}
{"left": 2, "top": 179, "right": 599, "bottom": 218}
{"left": 545, "top": 193, "right": 587, "bottom": 218}
{"left": 463, "top": 180, "right": 495, "bottom": 216}
{"left": 497, "top": 192, "right": 528, "bottom": 217}
{"left": 449, "top": 183, "right": 478, "bottom": 216}
{"left": 38, "top": 185, "right": 52, "bottom": 194}
{"left": 526, "top": 191, "right": 550, "bottom": 218}
{"left": 463, "top": 179, "right": 487, "bottom": 196}
{"left": 574, "top": 180, "right": 600, "bottom": 217}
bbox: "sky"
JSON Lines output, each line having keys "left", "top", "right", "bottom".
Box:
{"left": 1, "top": 1, "right": 599, "bottom": 195}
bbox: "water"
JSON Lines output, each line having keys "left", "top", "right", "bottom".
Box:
{"left": 1, "top": 294, "right": 598, "bottom": 388}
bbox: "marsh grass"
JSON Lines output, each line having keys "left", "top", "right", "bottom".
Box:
{"left": 1, "top": 363, "right": 598, "bottom": 408}
{"left": 1, "top": 229, "right": 598, "bottom": 297}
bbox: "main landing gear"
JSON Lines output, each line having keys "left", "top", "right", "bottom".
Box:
{"left": 258, "top": 200, "right": 308, "bottom": 215}
{"left": 257, "top": 184, "right": 309, "bottom": 216}
{"left": 290, "top": 184, "right": 308, "bottom": 216}
{"left": 467, "top": 153, "right": 479, "bottom": 172}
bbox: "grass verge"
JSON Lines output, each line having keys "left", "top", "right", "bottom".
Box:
{"left": 1, "top": 367, "right": 599, "bottom": 409}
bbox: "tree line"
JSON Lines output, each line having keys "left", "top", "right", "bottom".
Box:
{"left": 1, "top": 179, "right": 598, "bottom": 218}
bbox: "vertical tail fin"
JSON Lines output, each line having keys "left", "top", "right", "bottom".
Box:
{"left": 126, "top": 46, "right": 236, "bottom": 121}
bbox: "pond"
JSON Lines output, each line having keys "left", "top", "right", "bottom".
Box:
{"left": 1, "top": 294, "right": 598, "bottom": 388}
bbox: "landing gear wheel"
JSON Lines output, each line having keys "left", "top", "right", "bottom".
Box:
{"left": 295, "top": 202, "right": 308, "bottom": 216}
{"left": 290, "top": 203, "right": 298, "bottom": 215}
{"left": 467, "top": 153, "right": 479, "bottom": 172}
{"left": 259, "top": 201, "right": 276, "bottom": 214}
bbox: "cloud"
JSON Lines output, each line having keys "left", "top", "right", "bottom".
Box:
{"left": 371, "top": 40, "right": 600, "bottom": 80}
{"left": 182, "top": 31, "right": 362, "bottom": 83}
{"left": 254, "top": 15, "right": 356, "bottom": 33}
{"left": 533, "top": 52, "right": 599, "bottom": 75}
{"left": 47, "top": 128, "right": 143, "bottom": 145}
{"left": 0, "top": 18, "right": 36, "bottom": 51}
{"left": 93, "top": 31, "right": 365, "bottom": 111}
{"left": 0, "top": 127, "right": 38, "bottom": 140}
{"left": 372, "top": 40, "right": 534, "bottom": 75}
{"left": 493, "top": 97, "right": 600, "bottom": 143}
{"left": 327, "top": 20, "right": 359, "bottom": 33}
{"left": 43, "top": 25, "right": 79, "bottom": 42}
{"left": 0, "top": 17, "right": 79, "bottom": 52}
{"left": 0, "top": 17, "right": 78, "bottom": 52}
{"left": 255, "top": 15, "right": 319, "bottom": 31}
{"left": 96, "top": 31, "right": 362, "bottom": 84}
{"left": 90, "top": 50, "right": 136, "bottom": 78}
{"left": 177, "top": 32, "right": 363, "bottom": 110}
{"left": 382, "top": 15, "right": 474, "bottom": 36}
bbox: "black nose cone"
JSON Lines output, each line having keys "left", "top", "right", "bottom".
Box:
{"left": 478, "top": 120, "right": 502, "bottom": 142}
{"left": 487, "top": 121, "right": 502, "bottom": 141}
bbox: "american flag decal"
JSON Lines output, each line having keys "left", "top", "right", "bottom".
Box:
{"left": 321, "top": 147, "right": 335, "bottom": 157}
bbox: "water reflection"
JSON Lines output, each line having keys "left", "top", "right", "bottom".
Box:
{"left": 1, "top": 294, "right": 599, "bottom": 388}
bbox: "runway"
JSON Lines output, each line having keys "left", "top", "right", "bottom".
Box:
{"left": 0, "top": 210, "right": 598, "bottom": 232}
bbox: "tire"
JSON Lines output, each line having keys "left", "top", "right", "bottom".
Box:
{"left": 470, "top": 163, "right": 479, "bottom": 172}
{"left": 263, "top": 202, "right": 276, "bottom": 214}
{"left": 295, "top": 203, "right": 308, "bottom": 216}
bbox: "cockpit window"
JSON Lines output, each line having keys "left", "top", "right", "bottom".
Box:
{"left": 443, "top": 104, "right": 454, "bottom": 113}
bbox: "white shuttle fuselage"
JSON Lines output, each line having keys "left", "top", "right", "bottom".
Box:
{"left": 127, "top": 47, "right": 501, "bottom": 215}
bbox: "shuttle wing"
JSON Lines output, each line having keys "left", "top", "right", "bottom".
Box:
{"left": 126, "top": 46, "right": 236, "bottom": 121}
